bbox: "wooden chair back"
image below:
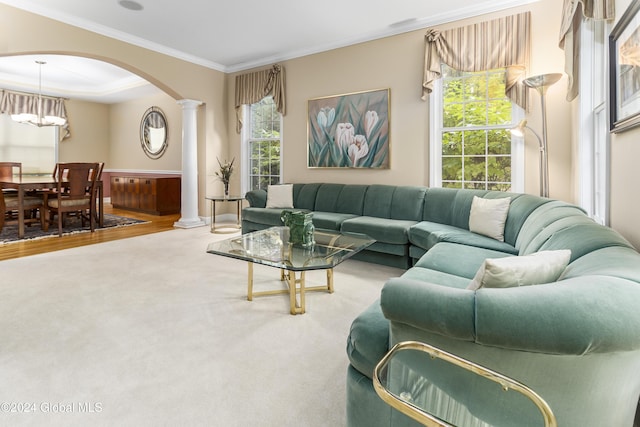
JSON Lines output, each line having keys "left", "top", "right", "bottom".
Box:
{"left": 55, "top": 162, "right": 99, "bottom": 199}
{"left": 0, "top": 162, "right": 22, "bottom": 180}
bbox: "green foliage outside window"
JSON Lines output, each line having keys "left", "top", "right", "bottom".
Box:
{"left": 441, "top": 66, "right": 513, "bottom": 191}
{"left": 248, "top": 97, "right": 281, "bottom": 191}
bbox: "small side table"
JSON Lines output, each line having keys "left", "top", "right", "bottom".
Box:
{"left": 206, "top": 195, "right": 244, "bottom": 233}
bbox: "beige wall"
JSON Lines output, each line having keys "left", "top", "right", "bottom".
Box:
{"left": 109, "top": 92, "right": 182, "bottom": 172}
{"left": 60, "top": 100, "right": 110, "bottom": 163}
{"left": 610, "top": 0, "right": 640, "bottom": 249}
{"left": 0, "top": 3, "right": 228, "bottom": 216}
{"left": 226, "top": 0, "right": 573, "bottom": 201}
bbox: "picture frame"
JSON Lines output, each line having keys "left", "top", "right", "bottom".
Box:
{"left": 609, "top": 0, "right": 640, "bottom": 133}
{"left": 307, "top": 88, "right": 390, "bottom": 168}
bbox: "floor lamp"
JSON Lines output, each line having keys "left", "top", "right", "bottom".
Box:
{"left": 510, "top": 73, "right": 562, "bottom": 198}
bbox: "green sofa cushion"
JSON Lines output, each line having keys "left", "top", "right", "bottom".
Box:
{"left": 401, "top": 267, "right": 470, "bottom": 289}
{"left": 486, "top": 192, "right": 549, "bottom": 246}
{"left": 312, "top": 212, "right": 358, "bottom": 231}
{"left": 346, "top": 301, "right": 389, "bottom": 380}
{"left": 293, "top": 183, "right": 321, "bottom": 210}
{"left": 336, "top": 185, "right": 368, "bottom": 215}
{"left": 314, "top": 183, "right": 345, "bottom": 212}
{"left": 515, "top": 201, "right": 587, "bottom": 252}
{"left": 414, "top": 242, "right": 512, "bottom": 279}
{"left": 538, "top": 222, "right": 634, "bottom": 262}
{"left": 409, "top": 221, "right": 518, "bottom": 254}
{"left": 341, "top": 216, "right": 417, "bottom": 244}
{"left": 422, "top": 187, "right": 488, "bottom": 228}
{"left": 390, "top": 186, "right": 427, "bottom": 221}
{"left": 561, "top": 246, "right": 640, "bottom": 283}
{"left": 362, "top": 185, "right": 396, "bottom": 218}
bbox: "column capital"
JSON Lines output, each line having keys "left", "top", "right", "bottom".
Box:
{"left": 177, "top": 99, "right": 203, "bottom": 109}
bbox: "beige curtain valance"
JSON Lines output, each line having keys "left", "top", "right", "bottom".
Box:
{"left": 423, "top": 12, "right": 531, "bottom": 110}
{"left": 234, "top": 64, "right": 286, "bottom": 133}
{"left": 559, "top": 0, "right": 615, "bottom": 101}
{"left": 0, "top": 89, "right": 70, "bottom": 140}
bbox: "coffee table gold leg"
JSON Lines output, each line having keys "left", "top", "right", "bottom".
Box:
{"left": 299, "top": 271, "right": 306, "bottom": 314}
{"left": 247, "top": 262, "right": 254, "bottom": 301}
{"left": 327, "top": 269, "right": 334, "bottom": 293}
{"left": 286, "top": 270, "right": 306, "bottom": 315}
{"left": 288, "top": 270, "right": 296, "bottom": 314}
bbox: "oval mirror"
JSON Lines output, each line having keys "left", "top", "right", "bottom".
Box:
{"left": 140, "top": 106, "right": 168, "bottom": 159}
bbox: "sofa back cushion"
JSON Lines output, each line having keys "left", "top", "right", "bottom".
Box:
{"left": 491, "top": 193, "right": 549, "bottom": 246}
{"left": 363, "top": 185, "right": 396, "bottom": 218}
{"left": 336, "top": 185, "right": 368, "bottom": 215}
{"left": 314, "top": 183, "right": 345, "bottom": 212}
{"left": 517, "top": 201, "right": 590, "bottom": 254}
{"left": 390, "top": 186, "right": 427, "bottom": 220}
{"left": 423, "top": 188, "right": 488, "bottom": 228}
{"left": 538, "top": 222, "right": 634, "bottom": 262}
{"left": 293, "top": 183, "right": 321, "bottom": 210}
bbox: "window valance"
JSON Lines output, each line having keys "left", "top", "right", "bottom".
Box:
{"left": 559, "top": 0, "right": 615, "bottom": 101}
{"left": 234, "top": 64, "right": 286, "bottom": 133}
{"left": 423, "top": 12, "right": 531, "bottom": 110}
{"left": 0, "top": 89, "right": 70, "bottom": 140}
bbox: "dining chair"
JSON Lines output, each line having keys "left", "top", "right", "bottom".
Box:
{"left": 47, "top": 162, "right": 99, "bottom": 236}
{"left": 0, "top": 162, "right": 22, "bottom": 197}
{"left": 0, "top": 185, "right": 47, "bottom": 234}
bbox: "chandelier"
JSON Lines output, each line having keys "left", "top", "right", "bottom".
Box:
{"left": 11, "top": 60, "right": 67, "bottom": 127}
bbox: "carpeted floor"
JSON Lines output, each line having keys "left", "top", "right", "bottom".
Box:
{"left": 1, "top": 214, "right": 148, "bottom": 244}
{"left": 0, "top": 226, "right": 402, "bottom": 426}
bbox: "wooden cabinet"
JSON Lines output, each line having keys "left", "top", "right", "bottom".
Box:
{"left": 110, "top": 176, "right": 180, "bottom": 215}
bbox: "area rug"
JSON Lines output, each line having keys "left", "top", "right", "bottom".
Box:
{"left": 0, "top": 227, "right": 403, "bottom": 426}
{"left": 0, "top": 214, "right": 148, "bottom": 244}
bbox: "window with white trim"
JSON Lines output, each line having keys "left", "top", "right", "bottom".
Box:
{"left": 430, "top": 65, "right": 524, "bottom": 192}
{"left": 578, "top": 18, "right": 608, "bottom": 225}
{"left": 241, "top": 96, "right": 282, "bottom": 193}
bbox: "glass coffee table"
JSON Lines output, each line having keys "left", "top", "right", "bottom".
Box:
{"left": 206, "top": 226, "right": 375, "bottom": 315}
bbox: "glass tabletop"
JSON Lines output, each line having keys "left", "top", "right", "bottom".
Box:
{"left": 374, "top": 342, "right": 556, "bottom": 427}
{"left": 206, "top": 226, "right": 375, "bottom": 271}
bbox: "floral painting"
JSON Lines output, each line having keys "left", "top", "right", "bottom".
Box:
{"left": 307, "top": 89, "right": 390, "bottom": 168}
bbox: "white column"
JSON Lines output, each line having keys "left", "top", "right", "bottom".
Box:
{"left": 174, "top": 99, "right": 206, "bottom": 229}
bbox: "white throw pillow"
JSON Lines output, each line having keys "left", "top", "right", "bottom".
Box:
{"left": 266, "top": 184, "right": 294, "bottom": 209}
{"left": 469, "top": 196, "right": 511, "bottom": 242}
{"left": 467, "top": 250, "right": 571, "bottom": 290}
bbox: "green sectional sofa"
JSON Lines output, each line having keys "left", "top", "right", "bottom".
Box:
{"left": 244, "top": 183, "right": 428, "bottom": 268}
{"left": 244, "top": 183, "right": 640, "bottom": 427}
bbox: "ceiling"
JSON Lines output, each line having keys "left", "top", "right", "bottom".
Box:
{"left": 0, "top": 0, "right": 537, "bottom": 103}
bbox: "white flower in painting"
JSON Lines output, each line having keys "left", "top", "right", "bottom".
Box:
{"left": 364, "top": 110, "right": 379, "bottom": 139}
{"left": 317, "top": 107, "right": 335, "bottom": 128}
{"left": 348, "top": 134, "right": 369, "bottom": 167}
{"left": 335, "top": 123, "right": 355, "bottom": 150}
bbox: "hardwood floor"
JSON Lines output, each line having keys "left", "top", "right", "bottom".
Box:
{"left": 0, "top": 205, "right": 181, "bottom": 261}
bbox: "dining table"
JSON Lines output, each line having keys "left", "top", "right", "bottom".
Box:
{"left": 0, "top": 175, "right": 103, "bottom": 239}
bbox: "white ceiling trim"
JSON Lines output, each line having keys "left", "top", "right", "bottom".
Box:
{"left": 2, "top": 0, "right": 539, "bottom": 74}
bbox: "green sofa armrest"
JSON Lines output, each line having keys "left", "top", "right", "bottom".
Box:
{"left": 380, "top": 277, "right": 476, "bottom": 341}
{"left": 245, "top": 189, "right": 267, "bottom": 208}
{"left": 474, "top": 276, "right": 640, "bottom": 355}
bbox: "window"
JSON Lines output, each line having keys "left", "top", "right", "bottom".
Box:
{"left": 241, "top": 96, "right": 282, "bottom": 193}
{"left": 430, "top": 65, "right": 523, "bottom": 192}
{"left": 0, "top": 114, "right": 57, "bottom": 174}
{"left": 578, "top": 19, "right": 609, "bottom": 225}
